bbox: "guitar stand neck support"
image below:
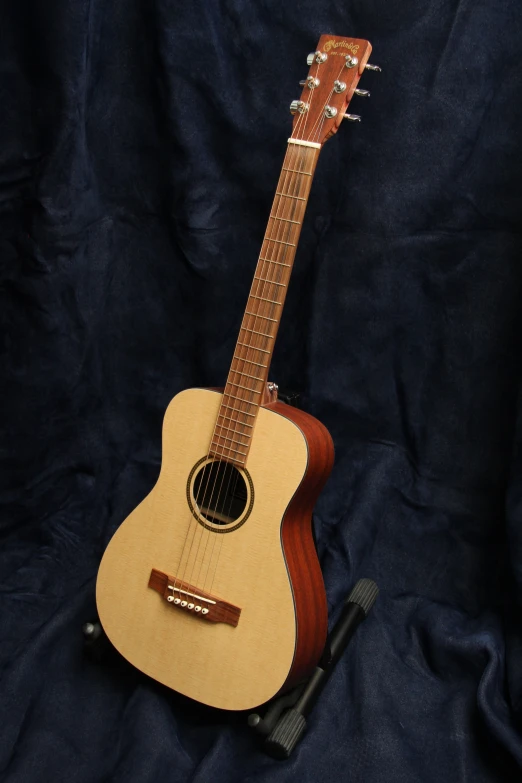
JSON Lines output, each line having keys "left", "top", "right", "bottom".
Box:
{"left": 248, "top": 578, "right": 379, "bottom": 759}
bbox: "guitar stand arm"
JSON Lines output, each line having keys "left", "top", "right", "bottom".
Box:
{"left": 248, "top": 578, "right": 379, "bottom": 759}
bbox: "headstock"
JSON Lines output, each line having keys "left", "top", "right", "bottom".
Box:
{"left": 290, "top": 35, "right": 380, "bottom": 146}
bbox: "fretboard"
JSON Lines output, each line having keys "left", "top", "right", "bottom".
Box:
{"left": 210, "top": 140, "right": 320, "bottom": 465}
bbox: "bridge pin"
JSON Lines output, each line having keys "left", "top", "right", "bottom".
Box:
{"left": 174, "top": 598, "right": 181, "bottom": 604}
{"left": 180, "top": 600, "right": 188, "bottom": 607}
{"left": 194, "top": 606, "right": 202, "bottom": 612}
{"left": 201, "top": 608, "right": 209, "bottom": 615}
{"left": 167, "top": 595, "right": 174, "bottom": 602}
{"left": 188, "top": 603, "right": 194, "bottom": 610}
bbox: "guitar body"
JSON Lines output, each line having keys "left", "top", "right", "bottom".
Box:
{"left": 96, "top": 387, "right": 333, "bottom": 710}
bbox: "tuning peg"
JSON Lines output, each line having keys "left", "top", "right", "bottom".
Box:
{"left": 354, "top": 88, "right": 370, "bottom": 98}
{"left": 307, "top": 51, "right": 327, "bottom": 66}
{"left": 299, "top": 77, "right": 320, "bottom": 89}
{"left": 344, "top": 114, "right": 362, "bottom": 122}
{"left": 290, "top": 100, "right": 309, "bottom": 115}
{"left": 365, "top": 63, "right": 381, "bottom": 72}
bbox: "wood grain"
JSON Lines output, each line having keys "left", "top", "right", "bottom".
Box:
{"left": 270, "top": 401, "right": 334, "bottom": 688}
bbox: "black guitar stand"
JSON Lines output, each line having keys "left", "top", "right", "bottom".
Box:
{"left": 247, "top": 578, "right": 378, "bottom": 758}
{"left": 83, "top": 388, "right": 379, "bottom": 760}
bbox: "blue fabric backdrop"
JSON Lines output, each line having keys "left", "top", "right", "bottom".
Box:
{"left": 1, "top": 1, "right": 522, "bottom": 780}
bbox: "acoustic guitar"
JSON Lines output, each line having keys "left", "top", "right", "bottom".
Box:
{"left": 96, "top": 34, "right": 377, "bottom": 711}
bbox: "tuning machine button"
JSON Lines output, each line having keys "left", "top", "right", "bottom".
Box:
{"left": 307, "top": 51, "right": 328, "bottom": 65}
{"left": 365, "top": 63, "right": 382, "bottom": 72}
{"left": 354, "top": 88, "right": 370, "bottom": 98}
{"left": 344, "top": 114, "right": 362, "bottom": 122}
{"left": 299, "top": 76, "right": 320, "bottom": 89}
{"left": 290, "top": 100, "right": 309, "bottom": 115}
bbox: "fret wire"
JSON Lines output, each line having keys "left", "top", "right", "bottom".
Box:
{"left": 232, "top": 352, "right": 268, "bottom": 366}
{"left": 258, "top": 258, "right": 291, "bottom": 268}
{"left": 244, "top": 310, "right": 278, "bottom": 322}
{"left": 282, "top": 167, "right": 312, "bottom": 176}
{"left": 269, "top": 216, "right": 300, "bottom": 225}
{"left": 250, "top": 295, "right": 281, "bottom": 306}
{"left": 215, "top": 433, "right": 251, "bottom": 448}
{"left": 263, "top": 238, "right": 296, "bottom": 247}
{"left": 229, "top": 381, "right": 263, "bottom": 392}
{"left": 237, "top": 341, "right": 270, "bottom": 353}
{"left": 214, "top": 430, "right": 251, "bottom": 444}
{"left": 210, "top": 443, "right": 248, "bottom": 456}
{"left": 275, "top": 192, "right": 306, "bottom": 201}
{"left": 217, "top": 408, "right": 254, "bottom": 430}
{"left": 218, "top": 412, "right": 254, "bottom": 428}
{"left": 240, "top": 326, "right": 274, "bottom": 339}
{"left": 254, "top": 277, "right": 286, "bottom": 288}
{"left": 224, "top": 391, "right": 262, "bottom": 403}
{"left": 220, "top": 403, "right": 256, "bottom": 417}
{"left": 230, "top": 368, "right": 266, "bottom": 381}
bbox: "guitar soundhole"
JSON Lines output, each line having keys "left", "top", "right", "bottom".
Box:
{"left": 188, "top": 458, "right": 254, "bottom": 533}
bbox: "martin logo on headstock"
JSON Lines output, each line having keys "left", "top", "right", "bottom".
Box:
{"left": 322, "top": 39, "right": 360, "bottom": 54}
{"left": 290, "top": 34, "right": 380, "bottom": 143}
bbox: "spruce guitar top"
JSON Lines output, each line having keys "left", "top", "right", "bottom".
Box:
{"left": 96, "top": 35, "right": 378, "bottom": 711}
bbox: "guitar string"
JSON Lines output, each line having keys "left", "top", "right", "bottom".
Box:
{"left": 200, "top": 79, "right": 323, "bottom": 597}
{"left": 305, "top": 59, "right": 348, "bottom": 143}
{"left": 192, "top": 137, "right": 310, "bottom": 596}
{"left": 196, "top": 63, "right": 324, "bottom": 598}
{"left": 180, "top": 114, "right": 311, "bottom": 601}
{"left": 198, "top": 67, "right": 324, "bottom": 574}
{"left": 175, "top": 55, "right": 354, "bottom": 620}
{"left": 201, "top": 143, "right": 311, "bottom": 599}
{"left": 172, "top": 58, "right": 325, "bottom": 605}
{"left": 172, "top": 57, "right": 339, "bottom": 605}
{"left": 202, "top": 143, "right": 312, "bottom": 602}
{"left": 197, "top": 65, "right": 324, "bottom": 597}
{"left": 192, "top": 151, "right": 301, "bottom": 593}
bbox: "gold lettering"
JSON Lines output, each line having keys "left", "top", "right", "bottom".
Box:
{"left": 323, "top": 40, "right": 360, "bottom": 55}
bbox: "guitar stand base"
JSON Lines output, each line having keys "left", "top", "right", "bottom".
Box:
{"left": 248, "top": 578, "right": 379, "bottom": 759}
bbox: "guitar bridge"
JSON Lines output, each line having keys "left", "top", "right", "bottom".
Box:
{"left": 148, "top": 568, "right": 241, "bottom": 627}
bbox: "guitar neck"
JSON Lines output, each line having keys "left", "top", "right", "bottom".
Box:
{"left": 210, "top": 139, "right": 321, "bottom": 464}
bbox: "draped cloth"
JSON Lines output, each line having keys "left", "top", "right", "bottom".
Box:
{"left": 1, "top": 2, "right": 522, "bottom": 780}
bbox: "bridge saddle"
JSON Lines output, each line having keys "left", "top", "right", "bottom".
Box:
{"left": 148, "top": 568, "right": 241, "bottom": 627}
